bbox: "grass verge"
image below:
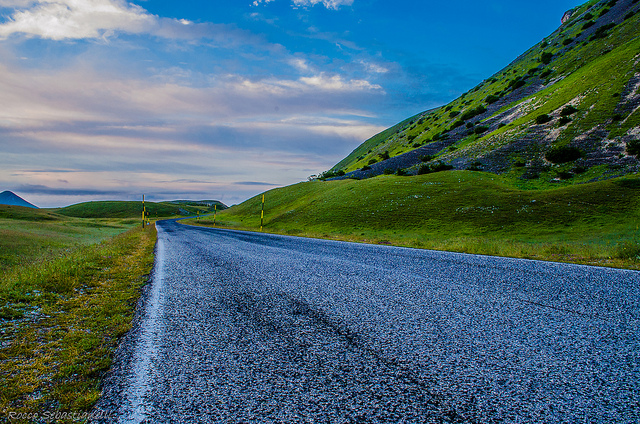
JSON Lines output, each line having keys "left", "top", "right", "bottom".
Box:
{"left": 187, "top": 171, "right": 640, "bottom": 269}
{"left": 0, "top": 225, "right": 156, "bottom": 423}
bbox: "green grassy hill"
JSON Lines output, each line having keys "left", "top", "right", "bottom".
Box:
{"left": 194, "top": 172, "right": 640, "bottom": 268}
{"left": 55, "top": 200, "right": 211, "bottom": 219}
{"left": 327, "top": 0, "right": 640, "bottom": 183}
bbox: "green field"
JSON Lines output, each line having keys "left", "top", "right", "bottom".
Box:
{"left": 191, "top": 171, "right": 640, "bottom": 269}
{"left": 0, "top": 203, "right": 159, "bottom": 420}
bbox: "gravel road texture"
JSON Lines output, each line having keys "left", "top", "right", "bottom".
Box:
{"left": 93, "top": 219, "right": 640, "bottom": 423}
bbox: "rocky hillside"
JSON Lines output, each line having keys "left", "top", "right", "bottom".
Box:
{"left": 329, "top": 0, "right": 640, "bottom": 184}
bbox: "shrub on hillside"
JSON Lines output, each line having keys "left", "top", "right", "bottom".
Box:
{"left": 396, "top": 168, "right": 408, "bottom": 176}
{"left": 485, "top": 94, "right": 500, "bottom": 104}
{"left": 535, "top": 114, "right": 552, "bottom": 124}
{"left": 562, "top": 38, "right": 574, "bottom": 46}
{"left": 459, "top": 105, "right": 487, "bottom": 121}
{"left": 449, "top": 110, "right": 460, "bottom": 118}
{"left": 541, "top": 52, "right": 553, "bottom": 64}
{"left": 590, "top": 23, "right": 616, "bottom": 41}
{"left": 361, "top": 165, "right": 371, "bottom": 171}
{"left": 558, "top": 116, "right": 572, "bottom": 126}
{"left": 383, "top": 168, "right": 394, "bottom": 175}
{"left": 599, "top": 8, "right": 610, "bottom": 17}
{"left": 582, "top": 20, "right": 595, "bottom": 30}
{"left": 420, "top": 155, "right": 434, "bottom": 162}
{"left": 474, "top": 126, "right": 489, "bottom": 135}
{"left": 583, "top": 12, "right": 594, "bottom": 20}
{"left": 465, "top": 161, "right": 483, "bottom": 171}
{"left": 417, "top": 161, "right": 454, "bottom": 175}
{"left": 379, "top": 151, "right": 390, "bottom": 160}
{"left": 627, "top": 140, "right": 640, "bottom": 156}
{"left": 560, "top": 105, "right": 578, "bottom": 116}
{"left": 368, "top": 158, "right": 378, "bottom": 165}
{"left": 545, "top": 146, "right": 583, "bottom": 163}
{"left": 539, "top": 69, "right": 553, "bottom": 79}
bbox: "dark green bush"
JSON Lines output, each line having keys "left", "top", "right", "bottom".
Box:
{"left": 527, "top": 67, "right": 539, "bottom": 75}
{"left": 539, "top": 69, "right": 553, "bottom": 79}
{"left": 582, "top": 20, "right": 595, "bottom": 30}
{"left": 465, "top": 161, "right": 483, "bottom": 171}
{"left": 379, "top": 151, "right": 390, "bottom": 160}
{"left": 417, "top": 164, "right": 430, "bottom": 175}
{"left": 361, "top": 165, "right": 371, "bottom": 171}
{"left": 545, "top": 146, "right": 582, "bottom": 163}
{"left": 431, "top": 161, "right": 454, "bottom": 172}
{"left": 557, "top": 170, "right": 574, "bottom": 180}
{"left": 417, "top": 161, "right": 454, "bottom": 175}
{"left": 412, "top": 143, "right": 421, "bottom": 148}
{"left": 541, "top": 41, "right": 549, "bottom": 48}
{"left": 583, "top": 12, "right": 593, "bottom": 20}
{"left": 449, "top": 110, "right": 460, "bottom": 118}
{"left": 612, "top": 114, "right": 623, "bottom": 122}
{"left": 396, "top": 168, "right": 407, "bottom": 176}
{"left": 508, "top": 77, "right": 526, "bottom": 90}
{"left": 383, "top": 168, "right": 393, "bottom": 175}
{"left": 450, "top": 120, "right": 464, "bottom": 129}
{"left": 560, "top": 105, "right": 578, "bottom": 116}
{"left": 513, "top": 158, "right": 526, "bottom": 167}
{"left": 474, "top": 126, "right": 489, "bottom": 135}
{"left": 558, "top": 116, "right": 572, "bottom": 126}
{"left": 466, "top": 122, "right": 474, "bottom": 129}
{"left": 420, "top": 155, "right": 434, "bottom": 162}
{"left": 541, "top": 52, "right": 553, "bottom": 64}
{"left": 485, "top": 94, "right": 499, "bottom": 104}
{"left": 459, "top": 105, "right": 486, "bottom": 121}
{"left": 624, "top": 11, "right": 637, "bottom": 20}
{"left": 368, "top": 158, "right": 378, "bottom": 165}
{"left": 535, "top": 114, "right": 552, "bottom": 124}
{"left": 407, "top": 134, "right": 417, "bottom": 141}
{"left": 590, "top": 23, "right": 616, "bottom": 41}
{"left": 562, "top": 38, "right": 574, "bottom": 46}
{"left": 627, "top": 139, "right": 640, "bottom": 156}
{"left": 599, "top": 8, "right": 610, "bottom": 17}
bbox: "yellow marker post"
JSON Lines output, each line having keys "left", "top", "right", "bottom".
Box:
{"left": 213, "top": 204, "right": 217, "bottom": 227}
{"left": 197, "top": 210, "right": 200, "bottom": 222}
{"left": 142, "top": 194, "right": 146, "bottom": 229}
{"left": 260, "top": 194, "right": 265, "bottom": 231}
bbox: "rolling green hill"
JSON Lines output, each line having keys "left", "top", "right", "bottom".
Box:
{"left": 327, "top": 0, "right": 640, "bottom": 183}
{"left": 55, "top": 200, "right": 221, "bottom": 219}
{"left": 193, "top": 172, "right": 640, "bottom": 268}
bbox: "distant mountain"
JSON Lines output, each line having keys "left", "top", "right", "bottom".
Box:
{"left": 329, "top": 0, "right": 640, "bottom": 182}
{"left": 0, "top": 191, "right": 38, "bottom": 208}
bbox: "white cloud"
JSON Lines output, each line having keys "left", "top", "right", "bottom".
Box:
{"left": 252, "top": 0, "right": 353, "bottom": 10}
{"left": 0, "top": 0, "right": 157, "bottom": 40}
{"left": 292, "top": 0, "right": 353, "bottom": 10}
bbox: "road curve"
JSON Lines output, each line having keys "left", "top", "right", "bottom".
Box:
{"left": 93, "top": 219, "right": 640, "bottom": 423}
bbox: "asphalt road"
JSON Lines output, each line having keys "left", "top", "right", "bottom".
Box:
{"left": 94, "top": 219, "right": 640, "bottom": 423}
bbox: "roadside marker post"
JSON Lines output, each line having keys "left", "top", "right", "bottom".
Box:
{"left": 260, "top": 194, "right": 265, "bottom": 231}
{"left": 213, "top": 204, "right": 217, "bottom": 227}
{"left": 142, "top": 195, "right": 146, "bottom": 229}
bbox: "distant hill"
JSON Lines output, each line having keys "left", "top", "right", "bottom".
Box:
{"left": 328, "top": 0, "right": 640, "bottom": 183}
{"left": 0, "top": 191, "right": 37, "bottom": 208}
{"left": 55, "top": 200, "right": 226, "bottom": 219}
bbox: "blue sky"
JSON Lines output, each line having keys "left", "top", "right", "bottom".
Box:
{"left": 0, "top": 0, "right": 584, "bottom": 207}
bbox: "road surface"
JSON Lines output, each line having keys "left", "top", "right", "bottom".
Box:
{"left": 94, "top": 219, "right": 640, "bottom": 423}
